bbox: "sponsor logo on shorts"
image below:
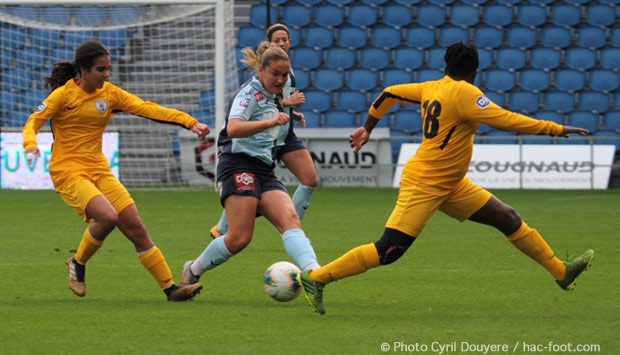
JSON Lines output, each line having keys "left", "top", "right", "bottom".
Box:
{"left": 234, "top": 172, "right": 255, "bottom": 192}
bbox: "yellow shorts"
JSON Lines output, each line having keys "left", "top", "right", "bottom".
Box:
{"left": 385, "top": 175, "right": 492, "bottom": 237}
{"left": 55, "top": 172, "right": 134, "bottom": 223}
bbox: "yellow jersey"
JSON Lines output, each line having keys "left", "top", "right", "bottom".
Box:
{"left": 369, "top": 76, "right": 564, "bottom": 190}
{"left": 22, "top": 79, "right": 198, "bottom": 183}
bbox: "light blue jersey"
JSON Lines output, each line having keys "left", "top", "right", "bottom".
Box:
{"left": 219, "top": 76, "right": 289, "bottom": 166}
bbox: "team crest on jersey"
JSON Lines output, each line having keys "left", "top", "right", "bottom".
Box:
{"left": 95, "top": 100, "right": 108, "bottom": 114}
{"left": 35, "top": 103, "right": 46, "bottom": 112}
{"left": 476, "top": 95, "right": 491, "bottom": 109}
{"left": 254, "top": 92, "right": 265, "bottom": 102}
{"left": 234, "top": 172, "right": 256, "bottom": 192}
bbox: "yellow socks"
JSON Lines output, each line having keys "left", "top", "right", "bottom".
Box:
{"left": 310, "top": 243, "right": 380, "bottom": 284}
{"left": 507, "top": 222, "right": 566, "bottom": 280}
{"left": 138, "top": 246, "right": 174, "bottom": 290}
{"left": 74, "top": 229, "right": 175, "bottom": 290}
{"left": 308, "top": 223, "right": 566, "bottom": 285}
{"left": 74, "top": 228, "right": 103, "bottom": 265}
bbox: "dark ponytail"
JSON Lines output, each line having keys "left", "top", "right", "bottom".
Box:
{"left": 43, "top": 39, "right": 110, "bottom": 92}
{"left": 43, "top": 62, "right": 77, "bottom": 92}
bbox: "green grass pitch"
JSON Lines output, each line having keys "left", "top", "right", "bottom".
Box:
{"left": 1, "top": 187, "right": 618, "bottom": 354}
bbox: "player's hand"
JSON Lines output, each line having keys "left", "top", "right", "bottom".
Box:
{"left": 292, "top": 112, "right": 306, "bottom": 127}
{"left": 191, "top": 122, "right": 211, "bottom": 139}
{"left": 273, "top": 112, "right": 290, "bottom": 126}
{"left": 350, "top": 127, "right": 370, "bottom": 153}
{"left": 560, "top": 125, "right": 590, "bottom": 138}
{"left": 25, "top": 147, "right": 40, "bottom": 165}
{"left": 286, "top": 91, "right": 305, "bottom": 106}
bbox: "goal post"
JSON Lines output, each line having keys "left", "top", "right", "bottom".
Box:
{"left": 0, "top": 0, "right": 238, "bottom": 188}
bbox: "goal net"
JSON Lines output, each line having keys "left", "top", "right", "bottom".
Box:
{"left": 0, "top": 0, "right": 238, "bottom": 188}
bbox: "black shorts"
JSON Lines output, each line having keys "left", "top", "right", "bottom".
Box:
{"left": 275, "top": 129, "right": 307, "bottom": 160}
{"left": 216, "top": 153, "right": 288, "bottom": 207}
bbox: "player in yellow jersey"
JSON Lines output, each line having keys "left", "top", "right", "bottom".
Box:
{"left": 22, "top": 39, "right": 210, "bottom": 301}
{"left": 297, "top": 42, "right": 595, "bottom": 314}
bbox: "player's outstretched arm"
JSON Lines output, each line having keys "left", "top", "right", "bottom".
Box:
{"left": 191, "top": 122, "right": 211, "bottom": 139}
{"left": 560, "top": 125, "right": 590, "bottom": 138}
{"left": 350, "top": 126, "right": 370, "bottom": 153}
{"left": 350, "top": 114, "right": 381, "bottom": 153}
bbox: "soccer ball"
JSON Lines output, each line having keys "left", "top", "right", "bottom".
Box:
{"left": 263, "top": 261, "right": 301, "bottom": 302}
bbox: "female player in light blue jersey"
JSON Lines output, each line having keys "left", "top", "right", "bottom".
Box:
{"left": 210, "top": 23, "right": 317, "bottom": 238}
{"left": 181, "top": 45, "right": 320, "bottom": 286}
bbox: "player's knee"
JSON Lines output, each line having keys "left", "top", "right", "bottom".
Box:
{"left": 300, "top": 175, "right": 318, "bottom": 188}
{"left": 96, "top": 210, "right": 118, "bottom": 232}
{"left": 498, "top": 203, "right": 522, "bottom": 235}
{"left": 505, "top": 205, "right": 521, "bottom": 225}
{"left": 225, "top": 233, "right": 251, "bottom": 254}
{"left": 374, "top": 228, "right": 416, "bottom": 265}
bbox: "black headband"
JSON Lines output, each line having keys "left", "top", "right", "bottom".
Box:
{"left": 266, "top": 25, "right": 289, "bottom": 41}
